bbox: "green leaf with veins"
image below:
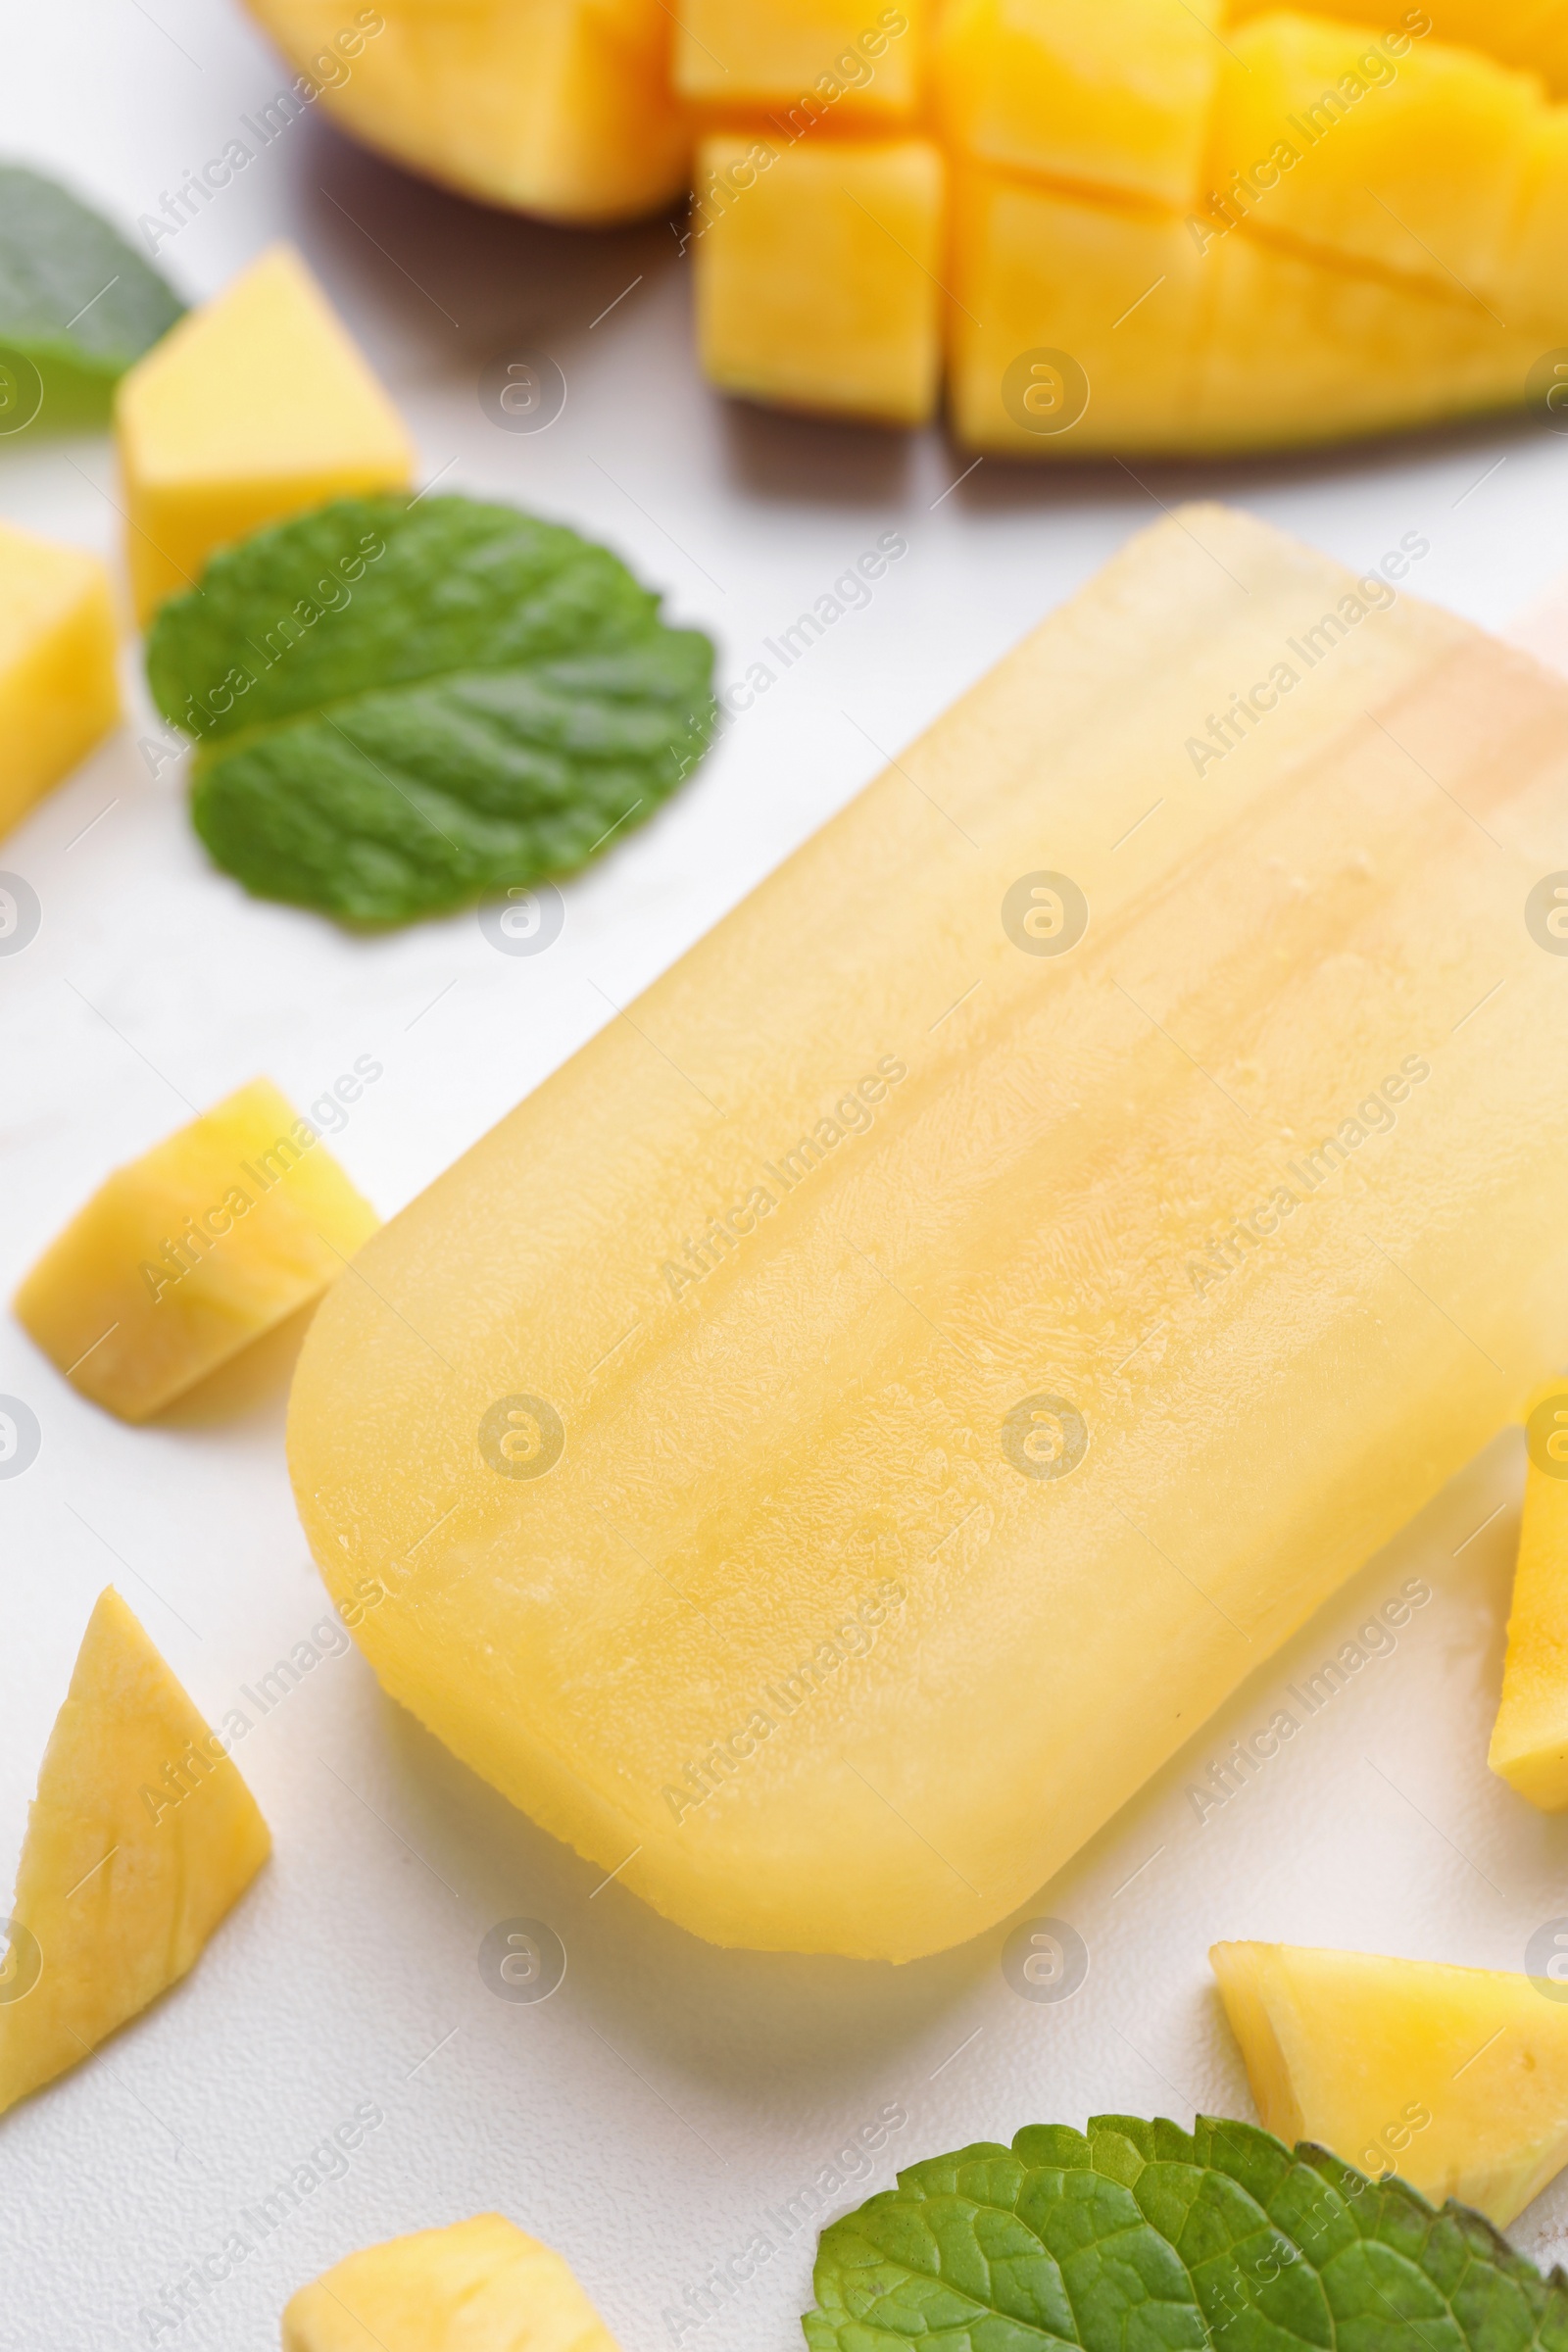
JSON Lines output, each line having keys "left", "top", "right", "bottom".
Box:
{"left": 145, "top": 494, "right": 717, "bottom": 926}
{"left": 803, "top": 2116, "right": 1568, "bottom": 2352}
{"left": 0, "top": 167, "right": 183, "bottom": 428}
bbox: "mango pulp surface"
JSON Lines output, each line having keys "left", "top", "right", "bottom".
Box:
{"left": 0, "top": 1590, "right": 270, "bottom": 2114}
{"left": 246, "top": 0, "right": 691, "bottom": 225}
{"left": 0, "top": 518, "right": 119, "bottom": 841}
{"left": 14, "top": 1075, "right": 380, "bottom": 1422}
{"left": 289, "top": 508, "right": 1568, "bottom": 1962}
{"left": 1212, "top": 1939, "right": 1568, "bottom": 2226}
{"left": 283, "top": 2214, "right": 620, "bottom": 2352}
{"left": 114, "top": 243, "right": 414, "bottom": 621}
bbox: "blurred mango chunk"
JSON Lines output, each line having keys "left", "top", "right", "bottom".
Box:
{"left": 0, "top": 1589, "right": 270, "bottom": 2115}
{"left": 14, "top": 1075, "right": 380, "bottom": 1421}
{"left": 1213, "top": 1938, "right": 1568, "bottom": 2227}
{"left": 695, "top": 132, "right": 944, "bottom": 422}
{"left": 0, "top": 520, "right": 118, "bottom": 842}
{"left": 283, "top": 2215, "right": 620, "bottom": 2352}
{"left": 240, "top": 0, "right": 1568, "bottom": 448}
{"left": 675, "top": 0, "right": 925, "bottom": 122}
{"left": 115, "top": 244, "right": 413, "bottom": 620}
{"left": 244, "top": 0, "right": 690, "bottom": 226}
{"left": 937, "top": 0, "right": 1222, "bottom": 207}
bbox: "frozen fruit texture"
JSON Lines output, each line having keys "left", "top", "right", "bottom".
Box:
{"left": 288, "top": 507, "right": 1568, "bottom": 1960}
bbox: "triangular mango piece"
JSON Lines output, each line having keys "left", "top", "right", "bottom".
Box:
{"left": 1490, "top": 1383, "right": 1568, "bottom": 1805}
{"left": 0, "top": 1589, "right": 270, "bottom": 2113}
{"left": 115, "top": 242, "right": 414, "bottom": 621}
{"left": 1212, "top": 1938, "right": 1568, "bottom": 2225}
{"left": 282, "top": 2214, "right": 619, "bottom": 2352}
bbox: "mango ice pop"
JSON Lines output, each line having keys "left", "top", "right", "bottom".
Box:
{"left": 288, "top": 506, "right": 1568, "bottom": 1961}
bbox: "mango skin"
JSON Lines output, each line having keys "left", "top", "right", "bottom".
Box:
{"left": 288, "top": 508, "right": 1568, "bottom": 1963}
{"left": 1212, "top": 1940, "right": 1568, "bottom": 2228}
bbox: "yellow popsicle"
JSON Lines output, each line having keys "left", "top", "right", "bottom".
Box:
{"left": 288, "top": 506, "right": 1568, "bottom": 1962}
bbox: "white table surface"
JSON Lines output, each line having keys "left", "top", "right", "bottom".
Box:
{"left": 5, "top": 5, "right": 1568, "bottom": 2346}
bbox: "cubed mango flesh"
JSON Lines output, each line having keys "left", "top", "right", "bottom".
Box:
{"left": 1490, "top": 1384, "right": 1568, "bottom": 1806}
{"left": 675, "top": 0, "right": 925, "bottom": 122}
{"left": 0, "top": 520, "right": 119, "bottom": 840}
{"left": 1212, "top": 1939, "right": 1568, "bottom": 2227}
{"left": 1205, "top": 16, "right": 1541, "bottom": 304}
{"left": 283, "top": 2216, "right": 620, "bottom": 2352}
{"left": 245, "top": 0, "right": 691, "bottom": 225}
{"left": 0, "top": 1589, "right": 270, "bottom": 2115}
{"left": 114, "top": 244, "right": 414, "bottom": 622}
{"left": 694, "top": 132, "right": 945, "bottom": 421}
{"left": 13, "top": 1076, "right": 380, "bottom": 1422}
{"left": 949, "top": 174, "right": 1207, "bottom": 452}
{"left": 1230, "top": 0, "right": 1568, "bottom": 97}
{"left": 288, "top": 510, "right": 1568, "bottom": 1961}
{"left": 937, "top": 0, "right": 1222, "bottom": 208}
{"left": 241, "top": 0, "right": 1568, "bottom": 448}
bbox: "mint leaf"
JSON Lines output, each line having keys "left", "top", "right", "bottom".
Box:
{"left": 804, "top": 2116, "right": 1568, "bottom": 2352}
{"left": 0, "top": 167, "right": 183, "bottom": 429}
{"left": 145, "top": 494, "right": 716, "bottom": 925}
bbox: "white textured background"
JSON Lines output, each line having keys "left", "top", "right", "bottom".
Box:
{"left": 3, "top": 2, "right": 1568, "bottom": 2346}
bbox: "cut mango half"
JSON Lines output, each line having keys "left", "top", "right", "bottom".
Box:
{"left": 283, "top": 2214, "right": 620, "bottom": 2352}
{"left": 0, "top": 1589, "right": 270, "bottom": 2115}
{"left": 1212, "top": 1938, "right": 1568, "bottom": 2226}
{"left": 243, "top": 0, "right": 1568, "bottom": 444}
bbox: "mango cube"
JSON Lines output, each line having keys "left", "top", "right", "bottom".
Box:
{"left": 1212, "top": 1939, "right": 1568, "bottom": 2226}
{"left": 1490, "top": 1384, "right": 1568, "bottom": 1805}
{"left": 695, "top": 133, "right": 944, "bottom": 422}
{"left": 14, "top": 1076, "right": 380, "bottom": 1422}
{"left": 283, "top": 2215, "right": 620, "bottom": 2352}
{"left": 675, "top": 0, "right": 925, "bottom": 122}
{"left": 245, "top": 0, "right": 691, "bottom": 225}
{"left": 937, "top": 0, "right": 1221, "bottom": 207}
{"left": 0, "top": 1589, "right": 270, "bottom": 2115}
{"left": 1204, "top": 16, "right": 1541, "bottom": 306}
{"left": 0, "top": 520, "right": 119, "bottom": 840}
{"left": 114, "top": 244, "right": 414, "bottom": 623}
{"left": 950, "top": 172, "right": 1206, "bottom": 452}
